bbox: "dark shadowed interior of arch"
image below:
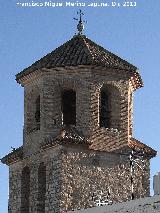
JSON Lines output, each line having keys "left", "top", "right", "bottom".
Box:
{"left": 62, "top": 90, "right": 76, "bottom": 125}
{"left": 99, "top": 85, "right": 120, "bottom": 129}
{"left": 21, "top": 166, "right": 30, "bottom": 213}
{"left": 35, "top": 95, "right": 40, "bottom": 124}
{"left": 100, "top": 90, "right": 111, "bottom": 128}
{"left": 37, "top": 163, "right": 46, "bottom": 212}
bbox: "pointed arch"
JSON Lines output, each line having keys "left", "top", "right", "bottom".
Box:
{"left": 37, "top": 162, "right": 46, "bottom": 212}
{"left": 21, "top": 166, "right": 30, "bottom": 213}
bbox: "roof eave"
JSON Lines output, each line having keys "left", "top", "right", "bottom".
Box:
{"left": 129, "top": 137, "right": 157, "bottom": 159}
{"left": 1, "top": 146, "right": 23, "bottom": 166}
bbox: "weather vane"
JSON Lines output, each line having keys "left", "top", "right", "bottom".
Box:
{"left": 74, "top": 10, "right": 86, "bottom": 35}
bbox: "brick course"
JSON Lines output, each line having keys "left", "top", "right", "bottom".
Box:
{"left": 1, "top": 35, "right": 156, "bottom": 213}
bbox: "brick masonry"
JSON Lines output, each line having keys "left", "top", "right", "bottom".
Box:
{"left": 23, "top": 67, "right": 131, "bottom": 154}
{"left": 4, "top": 64, "right": 154, "bottom": 213}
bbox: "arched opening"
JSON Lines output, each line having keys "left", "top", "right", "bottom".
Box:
{"left": 99, "top": 85, "right": 120, "bottom": 129}
{"left": 21, "top": 166, "right": 30, "bottom": 213}
{"left": 100, "top": 90, "right": 111, "bottom": 128}
{"left": 62, "top": 90, "right": 76, "bottom": 125}
{"left": 35, "top": 95, "right": 40, "bottom": 129}
{"left": 37, "top": 163, "right": 46, "bottom": 212}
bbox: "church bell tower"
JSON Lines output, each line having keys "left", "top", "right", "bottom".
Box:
{"left": 2, "top": 14, "right": 156, "bottom": 213}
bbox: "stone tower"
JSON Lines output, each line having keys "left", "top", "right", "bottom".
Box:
{"left": 2, "top": 28, "right": 156, "bottom": 212}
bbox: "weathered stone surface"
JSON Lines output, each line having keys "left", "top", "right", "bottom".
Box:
{"left": 60, "top": 146, "right": 150, "bottom": 212}
{"left": 1, "top": 35, "right": 156, "bottom": 213}
{"left": 67, "top": 195, "right": 160, "bottom": 213}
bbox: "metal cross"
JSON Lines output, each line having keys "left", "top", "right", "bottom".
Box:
{"left": 78, "top": 9, "right": 84, "bottom": 22}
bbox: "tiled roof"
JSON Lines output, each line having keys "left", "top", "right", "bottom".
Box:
{"left": 41, "top": 127, "right": 156, "bottom": 159}
{"left": 1, "top": 134, "right": 156, "bottom": 165}
{"left": 16, "top": 35, "right": 141, "bottom": 84}
{"left": 41, "top": 126, "right": 86, "bottom": 150}
{"left": 128, "top": 137, "right": 157, "bottom": 158}
{"left": 88, "top": 136, "right": 156, "bottom": 158}
{"left": 1, "top": 146, "right": 23, "bottom": 165}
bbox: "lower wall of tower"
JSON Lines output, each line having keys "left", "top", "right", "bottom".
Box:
{"left": 60, "top": 146, "right": 150, "bottom": 212}
{"left": 8, "top": 146, "right": 150, "bottom": 213}
{"left": 8, "top": 162, "right": 22, "bottom": 213}
{"left": 45, "top": 148, "right": 62, "bottom": 213}
{"left": 8, "top": 146, "right": 63, "bottom": 213}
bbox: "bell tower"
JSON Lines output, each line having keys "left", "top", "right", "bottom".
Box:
{"left": 2, "top": 18, "right": 156, "bottom": 213}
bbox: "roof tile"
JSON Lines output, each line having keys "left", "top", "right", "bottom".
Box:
{"left": 16, "top": 35, "right": 140, "bottom": 82}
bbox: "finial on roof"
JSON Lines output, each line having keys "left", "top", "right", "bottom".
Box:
{"left": 74, "top": 10, "right": 85, "bottom": 35}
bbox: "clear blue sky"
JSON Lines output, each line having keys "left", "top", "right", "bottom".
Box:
{"left": 0, "top": 0, "right": 160, "bottom": 211}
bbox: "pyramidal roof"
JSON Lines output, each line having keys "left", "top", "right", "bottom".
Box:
{"left": 16, "top": 34, "right": 142, "bottom": 87}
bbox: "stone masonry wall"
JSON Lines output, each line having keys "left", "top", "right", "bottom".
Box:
{"left": 8, "top": 146, "right": 63, "bottom": 213}
{"left": 10, "top": 65, "right": 144, "bottom": 213}
{"left": 8, "top": 144, "right": 150, "bottom": 213}
{"left": 60, "top": 146, "right": 150, "bottom": 212}
{"left": 8, "top": 162, "right": 22, "bottom": 213}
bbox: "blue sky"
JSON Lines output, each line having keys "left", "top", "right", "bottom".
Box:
{"left": 0, "top": 0, "right": 160, "bottom": 211}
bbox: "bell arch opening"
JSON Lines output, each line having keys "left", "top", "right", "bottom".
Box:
{"left": 61, "top": 90, "right": 76, "bottom": 125}
{"left": 99, "top": 85, "right": 121, "bottom": 130}
{"left": 35, "top": 95, "right": 40, "bottom": 130}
